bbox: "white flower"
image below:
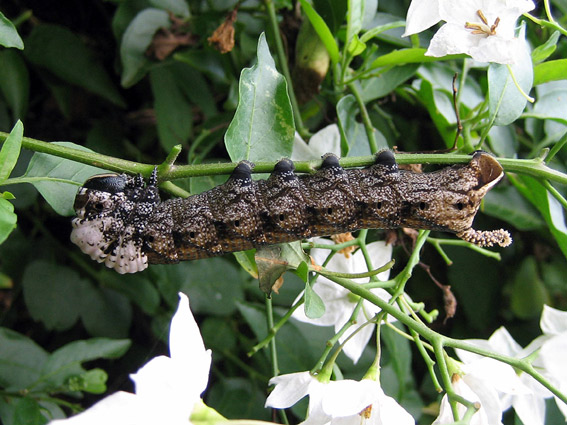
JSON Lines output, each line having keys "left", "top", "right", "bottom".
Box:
{"left": 404, "top": 0, "right": 535, "bottom": 64}
{"left": 435, "top": 328, "right": 533, "bottom": 425}
{"left": 265, "top": 372, "right": 414, "bottom": 425}
{"left": 534, "top": 305, "right": 567, "bottom": 420}
{"left": 456, "top": 327, "right": 550, "bottom": 425}
{"left": 292, "top": 238, "right": 393, "bottom": 363}
{"left": 50, "top": 293, "right": 212, "bottom": 425}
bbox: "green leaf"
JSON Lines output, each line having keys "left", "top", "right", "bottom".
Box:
{"left": 511, "top": 257, "right": 549, "bottom": 319}
{"left": 152, "top": 258, "right": 245, "bottom": 315}
{"left": 225, "top": 33, "right": 295, "bottom": 162}
{"left": 0, "top": 198, "right": 17, "bottom": 245}
{"left": 413, "top": 78, "right": 455, "bottom": 148}
{"left": 534, "top": 59, "right": 567, "bottom": 86}
{"left": 488, "top": 28, "right": 533, "bottom": 126}
{"left": 0, "top": 120, "right": 23, "bottom": 182}
{"left": 295, "top": 261, "right": 309, "bottom": 282}
{"left": 515, "top": 176, "right": 567, "bottom": 259}
{"left": 22, "top": 261, "right": 87, "bottom": 331}
{"left": 382, "top": 323, "right": 412, "bottom": 391}
{"left": 233, "top": 250, "right": 258, "bottom": 279}
{"left": 100, "top": 271, "right": 159, "bottom": 316}
{"left": 77, "top": 283, "right": 133, "bottom": 338}
{"left": 532, "top": 31, "right": 560, "bottom": 65}
{"left": 346, "top": 0, "right": 363, "bottom": 49}
{"left": 0, "top": 327, "right": 48, "bottom": 389}
{"left": 304, "top": 280, "right": 325, "bottom": 318}
{"left": 0, "top": 12, "right": 24, "bottom": 49}
{"left": 483, "top": 187, "right": 544, "bottom": 231}
{"left": 360, "top": 63, "right": 419, "bottom": 103}
{"left": 24, "top": 24, "right": 125, "bottom": 107}
{"left": 346, "top": 34, "right": 366, "bottom": 57}
{"left": 120, "top": 8, "right": 170, "bottom": 87}
{"left": 0, "top": 50, "right": 29, "bottom": 120}
{"left": 255, "top": 241, "right": 309, "bottom": 293}
{"left": 298, "top": 0, "right": 340, "bottom": 64}
{"left": 312, "top": 0, "right": 347, "bottom": 34}
{"left": 150, "top": 65, "right": 193, "bottom": 151}
{"left": 255, "top": 245, "right": 290, "bottom": 294}
{"left": 12, "top": 397, "right": 47, "bottom": 425}
{"left": 337, "top": 94, "right": 386, "bottom": 156}
{"left": 23, "top": 142, "right": 106, "bottom": 216}
{"left": 207, "top": 377, "right": 271, "bottom": 420}
{"left": 40, "top": 338, "right": 130, "bottom": 390}
{"left": 369, "top": 48, "right": 465, "bottom": 70}
{"left": 201, "top": 317, "right": 237, "bottom": 353}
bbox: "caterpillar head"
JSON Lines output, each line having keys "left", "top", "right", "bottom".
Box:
{"left": 71, "top": 172, "right": 159, "bottom": 274}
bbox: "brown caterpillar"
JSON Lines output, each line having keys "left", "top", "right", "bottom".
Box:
{"left": 71, "top": 151, "right": 511, "bottom": 274}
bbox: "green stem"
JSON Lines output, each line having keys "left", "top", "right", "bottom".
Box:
{"left": 248, "top": 294, "right": 305, "bottom": 356}
{"left": 525, "top": 14, "right": 567, "bottom": 36}
{"left": 263, "top": 0, "right": 308, "bottom": 139}
{"left": 347, "top": 82, "right": 379, "bottom": 154}
{"left": 265, "top": 296, "right": 279, "bottom": 378}
{"left": 3, "top": 132, "right": 567, "bottom": 185}
{"left": 426, "top": 237, "right": 502, "bottom": 261}
{"left": 542, "top": 179, "right": 567, "bottom": 211}
{"left": 314, "top": 259, "right": 395, "bottom": 279}
{"left": 325, "top": 274, "right": 567, "bottom": 404}
{"left": 546, "top": 132, "right": 567, "bottom": 163}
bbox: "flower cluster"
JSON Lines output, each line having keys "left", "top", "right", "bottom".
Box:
{"left": 49, "top": 289, "right": 567, "bottom": 425}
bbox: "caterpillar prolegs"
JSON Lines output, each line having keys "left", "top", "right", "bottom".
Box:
{"left": 71, "top": 151, "right": 511, "bottom": 274}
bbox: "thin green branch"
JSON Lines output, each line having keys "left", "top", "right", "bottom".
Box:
{"left": 265, "top": 296, "right": 280, "bottom": 379}
{"left": 542, "top": 179, "right": 567, "bottom": 211}
{"left": 325, "top": 273, "right": 567, "bottom": 404}
{"left": 2, "top": 132, "right": 567, "bottom": 185}
{"left": 347, "top": 82, "right": 379, "bottom": 154}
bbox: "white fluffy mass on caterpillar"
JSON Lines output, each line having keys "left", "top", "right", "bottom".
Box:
{"left": 70, "top": 151, "right": 512, "bottom": 274}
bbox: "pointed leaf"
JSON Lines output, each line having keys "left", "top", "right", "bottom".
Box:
{"left": 304, "top": 281, "right": 325, "bottom": 319}
{"left": 0, "top": 120, "right": 23, "bottom": 182}
{"left": 120, "top": 8, "right": 170, "bottom": 87}
{"left": 23, "top": 142, "right": 105, "bottom": 216}
{"left": 488, "top": 28, "right": 533, "bottom": 126}
{"left": 0, "top": 12, "right": 23, "bottom": 49}
{"left": 225, "top": 33, "right": 294, "bottom": 162}
{"left": 298, "top": 0, "right": 340, "bottom": 64}
{"left": 0, "top": 198, "right": 17, "bottom": 245}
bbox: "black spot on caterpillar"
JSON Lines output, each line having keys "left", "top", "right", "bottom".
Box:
{"left": 71, "top": 151, "right": 511, "bottom": 274}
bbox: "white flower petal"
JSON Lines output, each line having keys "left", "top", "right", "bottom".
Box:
{"left": 266, "top": 371, "right": 317, "bottom": 408}
{"left": 540, "top": 305, "right": 567, "bottom": 335}
{"left": 338, "top": 318, "right": 375, "bottom": 364}
{"left": 426, "top": 23, "right": 479, "bottom": 57}
{"left": 403, "top": 0, "right": 442, "bottom": 36}
{"left": 434, "top": 378, "right": 490, "bottom": 425}
{"left": 49, "top": 392, "right": 142, "bottom": 425}
{"left": 321, "top": 380, "right": 379, "bottom": 416}
{"left": 540, "top": 335, "right": 567, "bottom": 383}
{"left": 511, "top": 392, "right": 546, "bottom": 425}
{"left": 374, "top": 392, "right": 415, "bottom": 425}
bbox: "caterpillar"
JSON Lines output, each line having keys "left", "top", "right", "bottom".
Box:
{"left": 71, "top": 151, "right": 511, "bottom": 274}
